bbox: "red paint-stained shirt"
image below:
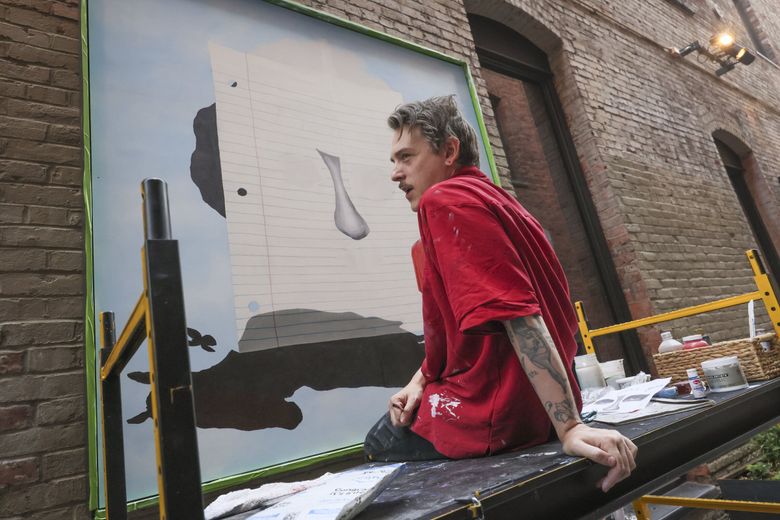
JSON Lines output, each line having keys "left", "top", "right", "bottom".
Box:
{"left": 410, "top": 166, "right": 583, "bottom": 459}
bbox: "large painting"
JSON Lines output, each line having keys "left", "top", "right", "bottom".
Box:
{"left": 85, "top": 0, "right": 495, "bottom": 507}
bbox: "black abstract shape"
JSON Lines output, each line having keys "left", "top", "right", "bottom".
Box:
{"left": 126, "top": 310, "right": 423, "bottom": 431}
{"left": 187, "top": 327, "right": 216, "bottom": 352}
{"left": 190, "top": 103, "right": 225, "bottom": 217}
{"left": 127, "top": 393, "right": 152, "bottom": 424}
{"left": 126, "top": 372, "right": 152, "bottom": 424}
{"left": 128, "top": 371, "right": 150, "bottom": 384}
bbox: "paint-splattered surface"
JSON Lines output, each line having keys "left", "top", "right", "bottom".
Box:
{"left": 359, "top": 445, "right": 575, "bottom": 520}
{"left": 219, "top": 384, "right": 780, "bottom": 519}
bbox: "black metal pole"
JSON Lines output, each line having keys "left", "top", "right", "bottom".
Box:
{"left": 99, "top": 311, "right": 128, "bottom": 520}
{"left": 141, "top": 178, "right": 172, "bottom": 241}
{"left": 140, "top": 178, "right": 204, "bottom": 519}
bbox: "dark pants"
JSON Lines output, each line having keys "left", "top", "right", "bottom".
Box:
{"left": 364, "top": 413, "right": 447, "bottom": 462}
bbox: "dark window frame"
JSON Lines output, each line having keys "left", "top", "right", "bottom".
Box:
{"left": 475, "top": 42, "right": 648, "bottom": 373}
{"left": 714, "top": 137, "right": 780, "bottom": 289}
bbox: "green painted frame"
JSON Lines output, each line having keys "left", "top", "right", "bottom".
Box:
{"left": 81, "top": 0, "right": 499, "bottom": 515}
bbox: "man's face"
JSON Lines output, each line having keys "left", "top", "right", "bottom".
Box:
{"left": 390, "top": 126, "right": 453, "bottom": 212}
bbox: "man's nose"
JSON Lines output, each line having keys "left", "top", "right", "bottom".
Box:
{"left": 391, "top": 167, "right": 403, "bottom": 182}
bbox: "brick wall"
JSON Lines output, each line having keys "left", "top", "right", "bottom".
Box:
{"left": 2, "top": 0, "right": 780, "bottom": 517}
{"left": 0, "top": 0, "right": 88, "bottom": 518}
{"left": 469, "top": 0, "right": 780, "bottom": 364}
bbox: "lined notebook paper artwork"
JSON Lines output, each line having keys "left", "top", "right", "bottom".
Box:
{"left": 208, "top": 41, "right": 422, "bottom": 352}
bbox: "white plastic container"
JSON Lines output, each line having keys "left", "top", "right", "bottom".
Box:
{"left": 574, "top": 354, "right": 606, "bottom": 389}
{"left": 658, "top": 331, "right": 683, "bottom": 353}
{"left": 600, "top": 359, "right": 626, "bottom": 388}
{"left": 701, "top": 356, "right": 749, "bottom": 392}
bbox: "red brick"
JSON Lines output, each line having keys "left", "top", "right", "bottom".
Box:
{"left": 0, "top": 274, "right": 82, "bottom": 297}
{"left": 0, "top": 249, "right": 47, "bottom": 272}
{"left": 0, "top": 351, "right": 24, "bottom": 375}
{"left": 0, "top": 298, "right": 48, "bottom": 320}
{"left": 44, "top": 123, "right": 80, "bottom": 145}
{"left": 0, "top": 405, "right": 33, "bottom": 432}
{"left": 0, "top": 20, "right": 50, "bottom": 48}
{"left": 50, "top": 69, "right": 79, "bottom": 90}
{"left": 49, "top": 165, "right": 81, "bottom": 186}
{"left": 26, "top": 84, "right": 71, "bottom": 106}
{"left": 46, "top": 250, "right": 82, "bottom": 271}
{"left": 0, "top": 58, "right": 50, "bottom": 84}
{"left": 0, "top": 184, "right": 81, "bottom": 208}
{"left": 3, "top": 6, "right": 79, "bottom": 38}
{"left": 0, "top": 115, "right": 48, "bottom": 141}
{"left": 49, "top": 34, "right": 78, "bottom": 53}
{"left": 0, "top": 0, "right": 53, "bottom": 15}
{"left": 6, "top": 42, "right": 79, "bottom": 70}
{"left": 36, "top": 395, "right": 85, "bottom": 424}
{"left": 0, "top": 423, "right": 84, "bottom": 459}
{"left": 0, "top": 203, "right": 25, "bottom": 223}
{"left": 0, "top": 474, "right": 86, "bottom": 515}
{"left": 44, "top": 296, "right": 83, "bottom": 319}
{"left": 24, "top": 205, "right": 70, "bottom": 226}
{"left": 0, "top": 457, "right": 39, "bottom": 487}
{"left": 0, "top": 79, "right": 26, "bottom": 99}
{"left": 28, "top": 345, "right": 83, "bottom": 373}
{"left": 0, "top": 371, "right": 83, "bottom": 402}
{"left": 0, "top": 226, "right": 82, "bottom": 249}
{"left": 50, "top": 2, "right": 79, "bottom": 21}
{"left": 2, "top": 139, "right": 80, "bottom": 166}
{"left": 0, "top": 297, "right": 80, "bottom": 321}
{"left": 41, "top": 447, "right": 85, "bottom": 479}
{"left": 5, "top": 98, "right": 79, "bottom": 125}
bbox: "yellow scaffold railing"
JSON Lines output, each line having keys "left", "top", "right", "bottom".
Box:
{"left": 575, "top": 249, "right": 780, "bottom": 355}
{"left": 575, "top": 249, "right": 780, "bottom": 518}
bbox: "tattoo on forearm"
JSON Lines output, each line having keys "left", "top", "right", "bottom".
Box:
{"left": 507, "top": 318, "right": 569, "bottom": 395}
{"left": 505, "top": 316, "right": 582, "bottom": 427}
{"left": 545, "top": 400, "right": 576, "bottom": 423}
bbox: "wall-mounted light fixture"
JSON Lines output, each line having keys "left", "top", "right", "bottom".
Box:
{"left": 671, "top": 31, "right": 756, "bottom": 76}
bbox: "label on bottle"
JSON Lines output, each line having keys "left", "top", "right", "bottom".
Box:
{"left": 688, "top": 376, "right": 707, "bottom": 398}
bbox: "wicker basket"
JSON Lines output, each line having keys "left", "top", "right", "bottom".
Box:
{"left": 653, "top": 333, "right": 780, "bottom": 383}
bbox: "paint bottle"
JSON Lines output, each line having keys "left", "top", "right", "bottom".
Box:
{"left": 686, "top": 368, "right": 708, "bottom": 398}
{"left": 574, "top": 354, "right": 606, "bottom": 389}
{"left": 682, "top": 334, "right": 709, "bottom": 350}
{"left": 658, "top": 331, "right": 683, "bottom": 353}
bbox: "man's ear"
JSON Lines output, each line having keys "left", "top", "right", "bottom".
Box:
{"left": 443, "top": 136, "right": 461, "bottom": 167}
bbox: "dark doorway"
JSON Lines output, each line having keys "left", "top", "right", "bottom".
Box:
{"left": 714, "top": 136, "right": 780, "bottom": 288}
{"left": 469, "top": 14, "right": 647, "bottom": 372}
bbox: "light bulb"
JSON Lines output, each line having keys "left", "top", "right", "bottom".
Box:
{"left": 716, "top": 33, "right": 734, "bottom": 47}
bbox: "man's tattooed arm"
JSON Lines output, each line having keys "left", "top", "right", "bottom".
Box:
{"left": 504, "top": 315, "right": 582, "bottom": 435}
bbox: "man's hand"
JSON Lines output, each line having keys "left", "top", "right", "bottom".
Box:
{"left": 561, "top": 423, "right": 638, "bottom": 492}
{"left": 389, "top": 369, "right": 426, "bottom": 427}
{"left": 503, "top": 316, "right": 638, "bottom": 493}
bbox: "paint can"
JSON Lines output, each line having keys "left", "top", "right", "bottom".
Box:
{"left": 700, "top": 356, "right": 749, "bottom": 392}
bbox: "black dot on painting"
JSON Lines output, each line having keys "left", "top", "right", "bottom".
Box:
{"left": 230, "top": 81, "right": 238, "bottom": 87}
{"left": 237, "top": 188, "right": 247, "bottom": 196}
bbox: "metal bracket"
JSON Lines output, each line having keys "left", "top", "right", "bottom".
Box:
{"left": 456, "top": 496, "right": 485, "bottom": 520}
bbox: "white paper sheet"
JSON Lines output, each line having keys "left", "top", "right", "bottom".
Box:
{"left": 582, "top": 378, "right": 671, "bottom": 416}
{"left": 247, "top": 463, "right": 404, "bottom": 520}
